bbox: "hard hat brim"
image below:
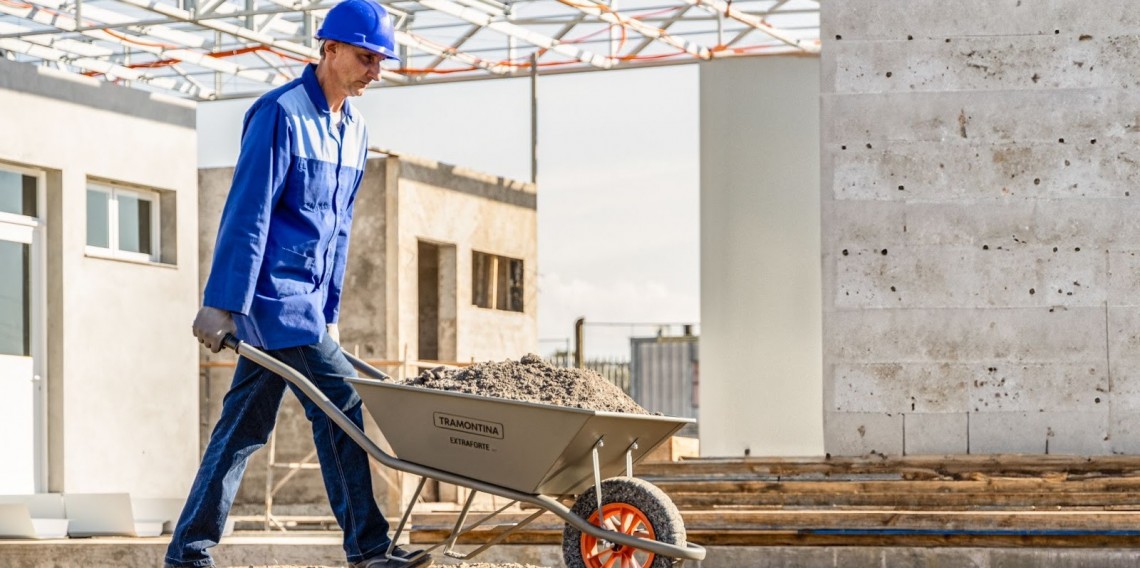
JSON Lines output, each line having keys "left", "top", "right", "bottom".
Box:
{"left": 357, "top": 41, "right": 400, "bottom": 62}
{"left": 319, "top": 36, "right": 400, "bottom": 62}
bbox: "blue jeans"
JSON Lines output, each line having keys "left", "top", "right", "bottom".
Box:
{"left": 165, "top": 333, "right": 392, "bottom": 567}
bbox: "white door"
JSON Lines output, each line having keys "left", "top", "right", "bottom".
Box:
{"left": 0, "top": 222, "right": 37, "bottom": 494}
{"left": 0, "top": 166, "right": 44, "bottom": 495}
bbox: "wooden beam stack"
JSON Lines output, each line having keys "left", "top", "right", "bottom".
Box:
{"left": 410, "top": 455, "right": 1140, "bottom": 547}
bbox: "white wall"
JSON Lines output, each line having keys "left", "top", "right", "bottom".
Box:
{"left": 699, "top": 56, "right": 824, "bottom": 456}
{"left": 0, "top": 60, "right": 200, "bottom": 497}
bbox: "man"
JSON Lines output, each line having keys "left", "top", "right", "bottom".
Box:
{"left": 164, "top": 1, "right": 431, "bottom": 566}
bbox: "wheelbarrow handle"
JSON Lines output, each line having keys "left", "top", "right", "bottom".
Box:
{"left": 221, "top": 333, "right": 241, "bottom": 352}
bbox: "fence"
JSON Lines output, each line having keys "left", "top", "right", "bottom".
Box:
{"left": 630, "top": 335, "right": 699, "bottom": 436}
{"left": 546, "top": 352, "right": 631, "bottom": 394}
{"left": 547, "top": 335, "right": 699, "bottom": 437}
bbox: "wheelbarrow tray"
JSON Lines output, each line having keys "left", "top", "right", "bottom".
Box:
{"left": 348, "top": 377, "right": 693, "bottom": 495}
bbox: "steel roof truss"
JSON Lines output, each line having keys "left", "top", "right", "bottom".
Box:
{"left": 420, "top": 0, "right": 612, "bottom": 68}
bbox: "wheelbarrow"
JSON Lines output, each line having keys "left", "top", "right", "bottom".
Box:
{"left": 222, "top": 335, "right": 706, "bottom": 567}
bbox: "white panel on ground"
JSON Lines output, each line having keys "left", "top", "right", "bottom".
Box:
{"left": 0, "top": 495, "right": 67, "bottom": 539}
{"left": 64, "top": 493, "right": 163, "bottom": 537}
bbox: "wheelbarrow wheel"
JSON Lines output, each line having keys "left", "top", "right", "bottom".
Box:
{"left": 562, "top": 477, "right": 686, "bottom": 568}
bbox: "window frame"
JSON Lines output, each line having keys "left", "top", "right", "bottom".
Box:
{"left": 471, "top": 249, "right": 525, "bottom": 313}
{"left": 85, "top": 181, "right": 161, "bottom": 264}
{"left": 0, "top": 163, "right": 43, "bottom": 226}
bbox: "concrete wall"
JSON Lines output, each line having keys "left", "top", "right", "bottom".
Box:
{"left": 699, "top": 56, "right": 824, "bottom": 456}
{"left": 0, "top": 59, "right": 200, "bottom": 496}
{"left": 822, "top": 1, "right": 1138, "bottom": 455}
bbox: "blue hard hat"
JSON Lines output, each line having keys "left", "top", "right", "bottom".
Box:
{"left": 317, "top": 0, "right": 399, "bottom": 61}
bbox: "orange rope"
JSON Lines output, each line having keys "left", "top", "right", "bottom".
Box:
{"left": 103, "top": 28, "right": 179, "bottom": 49}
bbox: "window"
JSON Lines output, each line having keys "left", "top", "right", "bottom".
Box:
{"left": 0, "top": 168, "right": 37, "bottom": 218}
{"left": 472, "top": 250, "right": 524, "bottom": 312}
{"left": 86, "top": 181, "right": 162, "bottom": 263}
{"left": 0, "top": 239, "right": 29, "bottom": 356}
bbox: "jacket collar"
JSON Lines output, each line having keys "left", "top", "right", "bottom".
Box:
{"left": 301, "top": 63, "right": 356, "bottom": 124}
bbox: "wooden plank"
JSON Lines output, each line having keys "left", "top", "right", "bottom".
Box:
{"left": 414, "top": 509, "right": 1140, "bottom": 532}
{"left": 678, "top": 510, "right": 1140, "bottom": 530}
{"left": 649, "top": 477, "right": 1140, "bottom": 494}
{"left": 636, "top": 455, "right": 1140, "bottom": 480}
{"left": 665, "top": 491, "right": 1140, "bottom": 509}
{"left": 408, "top": 529, "right": 1140, "bottom": 548}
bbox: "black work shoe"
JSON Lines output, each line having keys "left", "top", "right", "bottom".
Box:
{"left": 350, "top": 546, "right": 433, "bottom": 568}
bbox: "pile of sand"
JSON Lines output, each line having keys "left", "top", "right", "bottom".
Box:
{"left": 398, "top": 353, "right": 649, "bottom": 414}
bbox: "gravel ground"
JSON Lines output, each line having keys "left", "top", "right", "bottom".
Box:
{"left": 398, "top": 353, "right": 649, "bottom": 414}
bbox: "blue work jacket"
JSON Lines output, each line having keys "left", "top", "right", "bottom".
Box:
{"left": 203, "top": 64, "right": 368, "bottom": 350}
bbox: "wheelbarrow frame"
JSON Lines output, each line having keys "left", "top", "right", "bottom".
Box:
{"left": 222, "top": 335, "right": 706, "bottom": 564}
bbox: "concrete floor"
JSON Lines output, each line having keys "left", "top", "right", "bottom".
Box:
{"left": 5, "top": 533, "right": 1140, "bottom": 567}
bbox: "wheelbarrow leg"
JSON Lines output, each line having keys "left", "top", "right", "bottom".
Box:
{"left": 590, "top": 437, "right": 605, "bottom": 529}
{"left": 625, "top": 439, "right": 639, "bottom": 478}
{"left": 443, "top": 489, "right": 480, "bottom": 551}
{"left": 387, "top": 475, "right": 427, "bottom": 556}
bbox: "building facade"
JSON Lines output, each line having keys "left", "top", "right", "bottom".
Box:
{"left": 0, "top": 58, "right": 200, "bottom": 498}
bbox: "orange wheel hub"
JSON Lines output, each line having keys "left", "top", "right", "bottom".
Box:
{"left": 579, "top": 503, "right": 657, "bottom": 568}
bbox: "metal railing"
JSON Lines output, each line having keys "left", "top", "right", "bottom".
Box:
{"left": 545, "top": 353, "right": 631, "bottom": 394}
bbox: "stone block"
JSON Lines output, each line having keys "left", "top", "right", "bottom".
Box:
{"left": 823, "top": 0, "right": 1140, "bottom": 40}
{"left": 990, "top": 548, "right": 1140, "bottom": 568}
{"left": 1045, "top": 410, "right": 1111, "bottom": 455}
{"left": 830, "top": 141, "right": 1140, "bottom": 202}
{"left": 828, "top": 36, "right": 1140, "bottom": 95}
{"left": 825, "top": 411, "right": 903, "bottom": 456}
{"left": 1109, "top": 322, "right": 1140, "bottom": 417}
{"left": 966, "top": 364, "right": 1108, "bottom": 414}
{"left": 882, "top": 547, "right": 987, "bottom": 568}
{"left": 1108, "top": 411, "right": 1140, "bottom": 454}
{"left": 822, "top": 89, "right": 1140, "bottom": 144}
{"left": 698, "top": 546, "right": 840, "bottom": 568}
{"left": 834, "top": 201, "right": 1140, "bottom": 250}
{"left": 1107, "top": 252, "right": 1140, "bottom": 306}
{"left": 968, "top": 410, "right": 1109, "bottom": 454}
{"left": 825, "top": 307, "right": 1107, "bottom": 364}
{"left": 833, "top": 364, "right": 972, "bottom": 413}
{"left": 825, "top": 199, "right": 907, "bottom": 248}
{"left": 832, "top": 245, "right": 1106, "bottom": 309}
{"left": 834, "top": 362, "right": 1109, "bottom": 416}
{"left": 966, "top": 411, "right": 1049, "bottom": 453}
{"left": 903, "top": 412, "right": 969, "bottom": 455}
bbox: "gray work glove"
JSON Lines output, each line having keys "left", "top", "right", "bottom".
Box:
{"left": 327, "top": 323, "right": 340, "bottom": 344}
{"left": 192, "top": 306, "right": 236, "bottom": 353}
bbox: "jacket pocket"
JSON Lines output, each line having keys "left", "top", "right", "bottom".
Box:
{"left": 265, "top": 247, "right": 318, "bottom": 297}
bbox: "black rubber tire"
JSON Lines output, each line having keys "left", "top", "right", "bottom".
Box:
{"left": 562, "top": 477, "right": 686, "bottom": 568}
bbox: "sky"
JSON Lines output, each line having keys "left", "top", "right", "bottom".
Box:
{"left": 197, "top": 63, "right": 700, "bottom": 359}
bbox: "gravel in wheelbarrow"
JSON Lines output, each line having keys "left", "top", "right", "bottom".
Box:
{"left": 399, "top": 353, "right": 650, "bottom": 415}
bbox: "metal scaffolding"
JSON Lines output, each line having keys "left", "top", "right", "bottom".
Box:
{"left": 0, "top": 0, "right": 818, "bottom": 99}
